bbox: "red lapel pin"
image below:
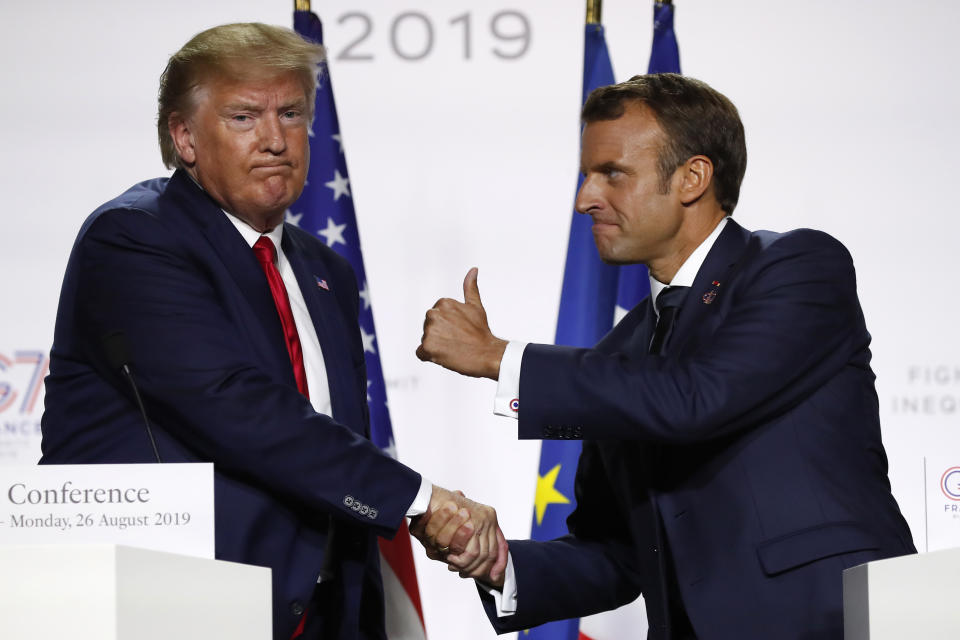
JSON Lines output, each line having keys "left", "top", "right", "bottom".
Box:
{"left": 702, "top": 281, "right": 720, "bottom": 304}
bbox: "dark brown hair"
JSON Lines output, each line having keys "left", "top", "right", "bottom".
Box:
{"left": 582, "top": 73, "right": 747, "bottom": 214}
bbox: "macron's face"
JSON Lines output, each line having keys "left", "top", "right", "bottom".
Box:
{"left": 575, "top": 104, "right": 685, "bottom": 267}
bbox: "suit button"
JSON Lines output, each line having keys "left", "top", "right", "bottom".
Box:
{"left": 291, "top": 601, "right": 305, "bottom": 616}
{"left": 652, "top": 546, "right": 658, "bottom": 553}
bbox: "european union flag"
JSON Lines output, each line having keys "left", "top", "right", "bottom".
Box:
{"left": 613, "top": 0, "right": 681, "bottom": 323}
{"left": 524, "top": 22, "right": 618, "bottom": 640}
{"left": 292, "top": 11, "right": 426, "bottom": 639}
{"left": 648, "top": 1, "right": 681, "bottom": 75}
{"left": 527, "top": 4, "right": 681, "bottom": 638}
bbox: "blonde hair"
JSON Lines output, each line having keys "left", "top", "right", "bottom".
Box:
{"left": 157, "top": 23, "right": 325, "bottom": 169}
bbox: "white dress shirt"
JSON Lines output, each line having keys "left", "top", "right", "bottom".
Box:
{"left": 484, "top": 217, "right": 729, "bottom": 615}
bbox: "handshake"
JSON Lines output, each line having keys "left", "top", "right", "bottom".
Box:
{"left": 409, "top": 486, "right": 508, "bottom": 589}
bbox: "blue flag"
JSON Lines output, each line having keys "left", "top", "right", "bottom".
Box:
{"left": 527, "top": 5, "right": 681, "bottom": 637}
{"left": 525, "top": 22, "right": 618, "bottom": 640}
{"left": 647, "top": 2, "right": 681, "bottom": 75}
{"left": 292, "top": 11, "right": 426, "bottom": 637}
{"left": 611, "top": 2, "right": 681, "bottom": 321}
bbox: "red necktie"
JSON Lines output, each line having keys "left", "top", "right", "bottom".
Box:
{"left": 254, "top": 237, "right": 312, "bottom": 639}
{"left": 252, "top": 236, "right": 310, "bottom": 399}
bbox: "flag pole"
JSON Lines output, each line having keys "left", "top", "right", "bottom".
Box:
{"left": 586, "top": 0, "right": 602, "bottom": 24}
{"left": 294, "top": 0, "right": 310, "bottom": 11}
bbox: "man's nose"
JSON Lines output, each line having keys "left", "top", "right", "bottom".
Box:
{"left": 575, "top": 175, "right": 598, "bottom": 214}
{"left": 259, "top": 114, "right": 286, "bottom": 154}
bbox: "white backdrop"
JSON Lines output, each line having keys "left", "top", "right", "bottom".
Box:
{"left": 2, "top": 1, "right": 960, "bottom": 638}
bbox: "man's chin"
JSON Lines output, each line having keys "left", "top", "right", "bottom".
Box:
{"left": 257, "top": 183, "right": 302, "bottom": 214}
{"left": 232, "top": 194, "right": 300, "bottom": 230}
{"left": 593, "top": 243, "right": 633, "bottom": 266}
{"left": 598, "top": 256, "right": 635, "bottom": 266}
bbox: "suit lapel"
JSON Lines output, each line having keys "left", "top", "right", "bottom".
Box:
{"left": 163, "top": 171, "right": 302, "bottom": 387}
{"left": 281, "top": 227, "right": 359, "bottom": 430}
{"left": 670, "top": 219, "right": 751, "bottom": 353}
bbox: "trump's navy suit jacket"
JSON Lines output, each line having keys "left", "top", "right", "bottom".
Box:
{"left": 483, "top": 220, "right": 914, "bottom": 639}
{"left": 41, "top": 170, "right": 421, "bottom": 640}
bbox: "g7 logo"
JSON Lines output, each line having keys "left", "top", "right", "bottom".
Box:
{"left": 0, "top": 351, "right": 48, "bottom": 415}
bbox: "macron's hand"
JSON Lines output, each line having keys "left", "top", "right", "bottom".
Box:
{"left": 416, "top": 268, "right": 507, "bottom": 380}
{"left": 448, "top": 524, "right": 508, "bottom": 589}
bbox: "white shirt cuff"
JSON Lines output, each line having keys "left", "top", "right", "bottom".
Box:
{"left": 405, "top": 477, "right": 432, "bottom": 517}
{"left": 477, "top": 551, "right": 517, "bottom": 616}
{"left": 493, "top": 341, "right": 526, "bottom": 419}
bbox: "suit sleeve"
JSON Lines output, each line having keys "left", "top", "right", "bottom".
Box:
{"left": 519, "top": 230, "right": 866, "bottom": 444}
{"left": 73, "top": 208, "right": 419, "bottom": 536}
{"left": 479, "top": 442, "right": 644, "bottom": 632}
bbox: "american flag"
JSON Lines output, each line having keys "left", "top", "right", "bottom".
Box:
{"left": 292, "top": 11, "right": 426, "bottom": 639}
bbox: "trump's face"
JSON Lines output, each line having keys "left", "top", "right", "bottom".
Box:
{"left": 575, "top": 103, "right": 684, "bottom": 270}
{"left": 170, "top": 70, "right": 310, "bottom": 231}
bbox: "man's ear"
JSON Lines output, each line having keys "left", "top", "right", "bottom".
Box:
{"left": 677, "top": 155, "right": 714, "bottom": 206}
{"left": 169, "top": 114, "right": 196, "bottom": 166}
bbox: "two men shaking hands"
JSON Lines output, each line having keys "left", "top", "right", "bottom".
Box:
{"left": 41, "top": 22, "right": 915, "bottom": 640}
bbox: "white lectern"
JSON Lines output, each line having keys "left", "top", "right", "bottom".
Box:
{"left": 843, "top": 546, "right": 960, "bottom": 639}
{"left": 0, "top": 544, "right": 271, "bottom": 639}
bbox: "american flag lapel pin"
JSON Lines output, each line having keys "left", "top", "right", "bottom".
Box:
{"left": 702, "top": 280, "right": 720, "bottom": 304}
{"left": 315, "top": 276, "right": 330, "bottom": 291}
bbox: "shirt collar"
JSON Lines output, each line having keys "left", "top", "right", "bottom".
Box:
{"left": 650, "top": 217, "right": 729, "bottom": 311}
{"left": 222, "top": 209, "right": 285, "bottom": 253}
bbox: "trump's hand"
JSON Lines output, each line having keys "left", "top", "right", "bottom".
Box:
{"left": 416, "top": 268, "right": 507, "bottom": 380}
{"left": 409, "top": 485, "right": 508, "bottom": 588}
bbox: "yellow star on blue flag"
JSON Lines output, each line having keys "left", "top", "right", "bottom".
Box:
{"left": 535, "top": 464, "right": 571, "bottom": 526}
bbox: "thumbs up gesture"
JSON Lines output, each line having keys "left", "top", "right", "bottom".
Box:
{"left": 416, "top": 268, "right": 507, "bottom": 380}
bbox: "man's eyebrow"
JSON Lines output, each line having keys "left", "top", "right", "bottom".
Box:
{"left": 279, "top": 98, "right": 307, "bottom": 110}
{"left": 582, "top": 161, "right": 626, "bottom": 174}
{"left": 222, "top": 101, "right": 264, "bottom": 113}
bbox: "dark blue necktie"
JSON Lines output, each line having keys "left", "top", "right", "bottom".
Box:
{"left": 649, "top": 286, "right": 689, "bottom": 355}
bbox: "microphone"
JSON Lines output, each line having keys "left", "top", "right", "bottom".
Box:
{"left": 102, "top": 331, "right": 162, "bottom": 463}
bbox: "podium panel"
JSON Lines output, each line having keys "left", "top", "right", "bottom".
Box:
{"left": 843, "top": 547, "right": 960, "bottom": 639}
{"left": 0, "top": 544, "right": 271, "bottom": 639}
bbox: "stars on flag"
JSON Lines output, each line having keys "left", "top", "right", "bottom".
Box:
{"left": 314, "top": 66, "right": 326, "bottom": 94}
{"left": 534, "top": 463, "right": 571, "bottom": 526}
{"left": 325, "top": 170, "right": 351, "bottom": 201}
{"left": 614, "top": 304, "right": 630, "bottom": 325}
{"left": 360, "top": 326, "right": 377, "bottom": 354}
{"left": 285, "top": 210, "right": 303, "bottom": 227}
{"left": 317, "top": 217, "right": 347, "bottom": 247}
{"left": 293, "top": 15, "right": 424, "bottom": 632}
{"left": 381, "top": 436, "right": 398, "bottom": 460}
{"left": 358, "top": 281, "right": 371, "bottom": 310}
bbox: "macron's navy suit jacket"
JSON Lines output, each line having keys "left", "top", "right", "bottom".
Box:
{"left": 483, "top": 220, "right": 915, "bottom": 639}
{"left": 41, "top": 170, "right": 421, "bottom": 640}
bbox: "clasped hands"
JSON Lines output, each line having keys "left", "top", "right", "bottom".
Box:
{"left": 409, "top": 485, "right": 508, "bottom": 589}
